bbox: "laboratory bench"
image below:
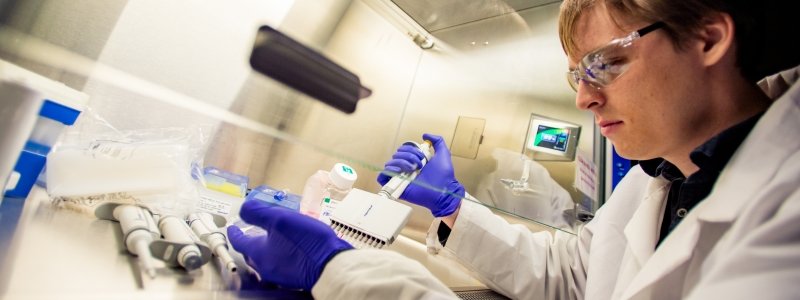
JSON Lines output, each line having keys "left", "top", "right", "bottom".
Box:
{"left": 0, "top": 187, "right": 488, "bottom": 299}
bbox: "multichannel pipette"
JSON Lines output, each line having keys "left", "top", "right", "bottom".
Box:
{"left": 328, "top": 140, "right": 432, "bottom": 249}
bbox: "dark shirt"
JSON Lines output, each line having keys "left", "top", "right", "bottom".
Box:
{"left": 438, "top": 220, "right": 451, "bottom": 246}
{"left": 641, "top": 112, "right": 764, "bottom": 247}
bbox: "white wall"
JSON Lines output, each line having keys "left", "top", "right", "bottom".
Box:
{"left": 258, "top": 0, "right": 423, "bottom": 193}
{"left": 1, "top": 0, "right": 129, "bottom": 89}
{"left": 81, "top": 0, "right": 294, "bottom": 132}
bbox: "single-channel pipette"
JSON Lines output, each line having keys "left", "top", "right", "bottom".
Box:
{"left": 95, "top": 203, "right": 160, "bottom": 278}
{"left": 188, "top": 212, "right": 237, "bottom": 273}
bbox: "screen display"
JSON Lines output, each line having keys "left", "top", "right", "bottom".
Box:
{"left": 532, "top": 125, "right": 570, "bottom": 153}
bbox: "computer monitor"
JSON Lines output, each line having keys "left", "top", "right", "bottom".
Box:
{"left": 525, "top": 114, "right": 581, "bottom": 161}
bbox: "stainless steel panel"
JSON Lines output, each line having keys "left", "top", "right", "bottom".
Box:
{"left": 392, "top": 0, "right": 561, "bottom": 32}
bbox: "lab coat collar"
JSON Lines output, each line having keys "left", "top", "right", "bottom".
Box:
{"left": 622, "top": 176, "right": 670, "bottom": 266}
{"left": 620, "top": 76, "right": 800, "bottom": 299}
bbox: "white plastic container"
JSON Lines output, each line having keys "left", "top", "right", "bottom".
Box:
{"left": 46, "top": 143, "right": 190, "bottom": 197}
{"left": 0, "top": 80, "right": 43, "bottom": 196}
{"left": 299, "top": 163, "right": 357, "bottom": 219}
{"left": 1, "top": 59, "right": 88, "bottom": 198}
{"left": 0, "top": 60, "right": 89, "bottom": 150}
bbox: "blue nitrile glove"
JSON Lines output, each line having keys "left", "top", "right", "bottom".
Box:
{"left": 227, "top": 200, "right": 353, "bottom": 291}
{"left": 377, "top": 133, "right": 464, "bottom": 217}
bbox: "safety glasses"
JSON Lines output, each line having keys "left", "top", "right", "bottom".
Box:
{"left": 567, "top": 22, "right": 665, "bottom": 92}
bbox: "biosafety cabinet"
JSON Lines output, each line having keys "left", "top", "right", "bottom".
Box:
{"left": 0, "top": 0, "right": 607, "bottom": 298}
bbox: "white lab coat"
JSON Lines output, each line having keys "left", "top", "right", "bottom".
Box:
{"left": 312, "top": 68, "right": 800, "bottom": 300}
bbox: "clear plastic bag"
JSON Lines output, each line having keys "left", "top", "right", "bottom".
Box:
{"left": 47, "top": 108, "right": 211, "bottom": 216}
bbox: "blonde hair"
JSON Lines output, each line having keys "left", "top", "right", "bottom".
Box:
{"left": 557, "top": 0, "right": 598, "bottom": 60}
{"left": 557, "top": 0, "right": 798, "bottom": 82}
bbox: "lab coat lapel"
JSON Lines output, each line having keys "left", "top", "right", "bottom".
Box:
{"left": 622, "top": 176, "right": 670, "bottom": 266}
{"left": 692, "top": 78, "right": 799, "bottom": 224}
{"left": 620, "top": 201, "right": 705, "bottom": 299}
{"left": 618, "top": 149, "right": 760, "bottom": 299}
{"left": 620, "top": 140, "right": 776, "bottom": 299}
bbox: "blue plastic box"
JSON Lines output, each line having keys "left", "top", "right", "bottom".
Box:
{"left": 4, "top": 100, "right": 81, "bottom": 198}
{"left": 245, "top": 185, "right": 301, "bottom": 211}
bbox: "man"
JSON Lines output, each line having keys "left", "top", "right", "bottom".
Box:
{"left": 227, "top": 0, "right": 800, "bottom": 299}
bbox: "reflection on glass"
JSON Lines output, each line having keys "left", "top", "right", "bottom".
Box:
{"left": 499, "top": 158, "right": 536, "bottom": 196}
{"left": 474, "top": 148, "right": 575, "bottom": 231}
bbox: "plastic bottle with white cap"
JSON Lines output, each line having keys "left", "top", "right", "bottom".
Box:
{"left": 299, "top": 163, "right": 357, "bottom": 219}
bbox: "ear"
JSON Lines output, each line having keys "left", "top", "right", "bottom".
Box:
{"left": 695, "top": 13, "right": 735, "bottom": 67}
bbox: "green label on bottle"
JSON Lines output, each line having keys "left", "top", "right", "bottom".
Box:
{"left": 341, "top": 165, "right": 354, "bottom": 174}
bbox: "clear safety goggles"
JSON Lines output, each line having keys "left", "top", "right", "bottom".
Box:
{"left": 567, "top": 22, "right": 665, "bottom": 92}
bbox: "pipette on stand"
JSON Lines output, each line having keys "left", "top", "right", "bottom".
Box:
{"left": 187, "top": 212, "right": 237, "bottom": 273}
{"left": 150, "top": 215, "right": 212, "bottom": 271}
{"left": 95, "top": 203, "right": 160, "bottom": 278}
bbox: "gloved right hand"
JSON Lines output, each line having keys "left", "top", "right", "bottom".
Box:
{"left": 377, "top": 133, "right": 464, "bottom": 217}
{"left": 227, "top": 200, "right": 353, "bottom": 291}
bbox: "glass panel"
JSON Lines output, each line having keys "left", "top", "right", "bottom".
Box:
{"left": 0, "top": 0, "right": 423, "bottom": 204}
{"left": 394, "top": 1, "right": 595, "bottom": 233}
{"left": 0, "top": 2, "right": 599, "bottom": 292}
{"left": 0, "top": 0, "right": 594, "bottom": 234}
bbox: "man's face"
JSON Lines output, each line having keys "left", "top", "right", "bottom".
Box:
{"left": 568, "top": 6, "right": 709, "bottom": 160}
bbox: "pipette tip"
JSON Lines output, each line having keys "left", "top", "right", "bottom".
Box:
{"left": 226, "top": 261, "right": 238, "bottom": 273}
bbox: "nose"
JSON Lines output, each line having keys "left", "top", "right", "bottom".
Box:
{"left": 574, "top": 81, "right": 604, "bottom": 111}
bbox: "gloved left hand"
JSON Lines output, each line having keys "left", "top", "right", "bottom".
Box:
{"left": 227, "top": 200, "right": 353, "bottom": 291}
